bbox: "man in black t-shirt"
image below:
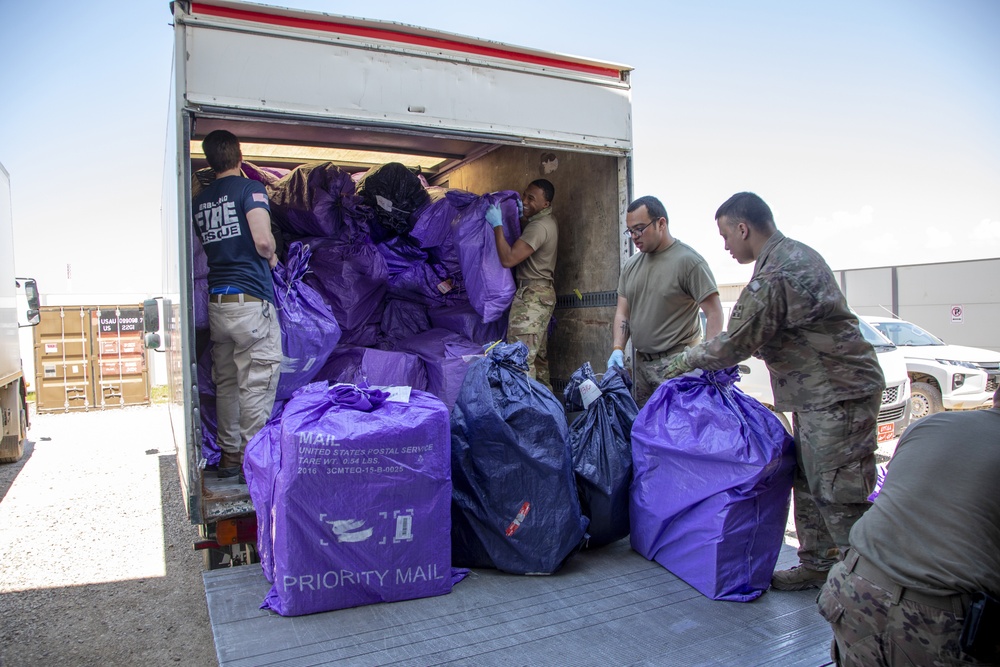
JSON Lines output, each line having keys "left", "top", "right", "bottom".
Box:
{"left": 193, "top": 130, "right": 282, "bottom": 482}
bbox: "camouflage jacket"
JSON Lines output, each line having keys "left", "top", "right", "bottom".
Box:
{"left": 686, "top": 232, "right": 884, "bottom": 411}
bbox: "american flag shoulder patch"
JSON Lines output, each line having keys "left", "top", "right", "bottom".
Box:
{"left": 252, "top": 192, "right": 267, "bottom": 203}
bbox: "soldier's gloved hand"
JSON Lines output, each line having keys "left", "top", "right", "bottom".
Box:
{"left": 607, "top": 348, "right": 624, "bottom": 370}
{"left": 516, "top": 199, "right": 524, "bottom": 218}
{"left": 485, "top": 204, "right": 504, "bottom": 229}
{"left": 662, "top": 351, "right": 694, "bottom": 380}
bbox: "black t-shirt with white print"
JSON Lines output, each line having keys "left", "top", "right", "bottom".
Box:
{"left": 193, "top": 175, "right": 275, "bottom": 303}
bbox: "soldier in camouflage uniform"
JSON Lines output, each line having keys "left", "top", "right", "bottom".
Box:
{"left": 817, "top": 387, "right": 1000, "bottom": 666}
{"left": 661, "top": 192, "right": 884, "bottom": 591}
{"left": 486, "top": 179, "right": 558, "bottom": 388}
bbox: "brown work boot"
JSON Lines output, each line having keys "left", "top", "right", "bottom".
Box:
{"left": 771, "top": 565, "right": 829, "bottom": 591}
{"left": 217, "top": 451, "right": 241, "bottom": 479}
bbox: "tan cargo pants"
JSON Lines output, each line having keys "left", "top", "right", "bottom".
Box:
{"left": 209, "top": 298, "right": 282, "bottom": 468}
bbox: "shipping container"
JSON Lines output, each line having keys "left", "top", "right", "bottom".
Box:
{"left": 34, "top": 305, "right": 150, "bottom": 413}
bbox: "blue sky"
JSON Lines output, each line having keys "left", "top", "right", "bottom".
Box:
{"left": 2, "top": 0, "right": 998, "bottom": 293}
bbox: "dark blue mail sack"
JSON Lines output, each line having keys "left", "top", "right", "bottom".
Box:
{"left": 450, "top": 342, "right": 588, "bottom": 574}
{"left": 245, "top": 382, "right": 457, "bottom": 616}
{"left": 630, "top": 367, "right": 795, "bottom": 602}
{"left": 564, "top": 363, "right": 638, "bottom": 548}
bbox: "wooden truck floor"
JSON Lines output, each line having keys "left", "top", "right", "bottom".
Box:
{"left": 204, "top": 538, "right": 834, "bottom": 666}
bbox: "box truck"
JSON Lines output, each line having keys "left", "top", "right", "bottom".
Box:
{"left": 0, "top": 162, "right": 40, "bottom": 464}
{"left": 151, "top": 3, "right": 833, "bottom": 663}
{"left": 154, "top": 0, "right": 634, "bottom": 565}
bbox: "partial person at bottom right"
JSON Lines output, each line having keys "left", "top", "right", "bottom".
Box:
{"left": 818, "top": 385, "right": 1000, "bottom": 666}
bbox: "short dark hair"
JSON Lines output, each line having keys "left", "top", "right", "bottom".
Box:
{"left": 529, "top": 178, "right": 555, "bottom": 204}
{"left": 627, "top": 195, "right": 668, "bottom": 224}
{"left": 202, "top": 130, "right": 242, "bottom": 173}
{"left": 715, "top": 192, "right": 774, "bottom": 232}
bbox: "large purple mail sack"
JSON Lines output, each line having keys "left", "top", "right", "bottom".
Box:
{"left": 241, "top": 161, "right": 290, "bottom": 187}
{"left": 379, "top": 298, "right": 431, "bottom": 346}
{"left": 301, "top": 236, "right": 387, "bottom": 332}
{"left": 450, "top": 342, "right": 588, "bottom": 574}
{"left": 266, "top": 162, "right": 363, "bottom": 239}
{"left": 428, "top": 301, "right": 507, "bottom": 345}
{"left": 273, "top": 242, "right": 343, "bottom": 401}
{"left": 244, "top": 397, "right": 296, "bottom": 585}
{"left": 377, "top": 237, "right": 457, "bottom": 306}
{"left": 315, "top": 345, "right": 428, "bottom": 391}
{"left": 259, "top": 383, "right": 455, "bottom": 616}
{"left": 449, "top": 190, "right": 521, "bottom": 323}
{"left": 629, "top": 367, "right": 795, "bottom": 602}
{"left": 393, "top": 329, "right": 482, "bottom": 409}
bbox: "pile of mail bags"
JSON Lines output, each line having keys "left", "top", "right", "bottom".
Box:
{"left": 194, "top": 160, "right": 524, "bottom": 459}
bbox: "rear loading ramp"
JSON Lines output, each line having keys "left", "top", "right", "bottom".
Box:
{"left": 204, "top": 539, "right": 834, "bottom": 666}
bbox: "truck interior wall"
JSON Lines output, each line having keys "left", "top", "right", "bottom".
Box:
{"left": 433, "top": 145, "right": 622, "bottom": 388}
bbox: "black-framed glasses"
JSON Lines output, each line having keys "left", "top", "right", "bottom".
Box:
{"left": 623, "top": 220, "right": 656, "bottom": 238}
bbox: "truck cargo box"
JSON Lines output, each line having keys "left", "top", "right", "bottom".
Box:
{"left": 162, "top": 0, "right": 634, "bottom": 536}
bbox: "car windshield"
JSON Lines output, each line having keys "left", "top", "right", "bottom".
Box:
{"left": 857, "top": 318, "right": 896, "bottom": 351}
{"left": 870, "top": 320, "right": 945, "bottom": 346}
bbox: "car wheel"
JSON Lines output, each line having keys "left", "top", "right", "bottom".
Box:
{"left": 910, "top": 382, "right": 943, "bottom": 420}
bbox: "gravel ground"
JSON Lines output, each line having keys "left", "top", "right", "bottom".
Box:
{"left": 0, "top": 404, "right": 218, "bottom": 667}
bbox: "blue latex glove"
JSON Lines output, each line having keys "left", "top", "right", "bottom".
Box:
{"left": 516, "top": 199, "right": 524, "bottom": 218}
{"left": 485, "top": 204, "right": 504, "bottom": 229}
{"left": 607, "top": 349, "right": 624, "bottom": 369}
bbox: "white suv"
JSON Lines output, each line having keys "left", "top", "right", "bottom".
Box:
{"left": 863, "top": 316, "right": 999, "bottom": 420}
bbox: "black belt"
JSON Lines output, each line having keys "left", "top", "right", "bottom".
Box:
{"left": 516, "top": 279, "right": 551, "bottom": 287}
{"left": 639, "top": 350, "right": 672, "bottom": 362}
{"left": 210, "top": 293, "right": 263, "bottom": 304}
{"left": 845, "top": 549, "right": 971, "bottom": 615}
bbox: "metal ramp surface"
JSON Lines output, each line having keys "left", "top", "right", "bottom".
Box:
{"left": 205, "top": 540, "right": 834, "bottom": 666}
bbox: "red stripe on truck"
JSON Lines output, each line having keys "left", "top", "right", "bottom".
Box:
{"left": 191, "top": 3, "right": 624, "bottom": 80}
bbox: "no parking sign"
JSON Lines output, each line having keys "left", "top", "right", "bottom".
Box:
{"left": 951, "top": 305, "right": 964, "bottom": 323}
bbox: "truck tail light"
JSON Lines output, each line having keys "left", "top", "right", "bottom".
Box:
{"left": 194, "top": 516, "right": 258, "bottom": 550}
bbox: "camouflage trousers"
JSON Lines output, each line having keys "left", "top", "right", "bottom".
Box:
{"left": 818, "top": 551, "right": 981, "bottom": 666}
{"left": 507, "top": 281, "right": 555, "bottom": 389}
{"left": 791, "top": 393, "right": 881, "bottom": 570}
{"left": 633, "top": 340, "right": 699, "bottom": 408}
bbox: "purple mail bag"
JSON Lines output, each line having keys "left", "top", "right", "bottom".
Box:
{"left": 258, "top": 383, "right": 455, "bottom": 616}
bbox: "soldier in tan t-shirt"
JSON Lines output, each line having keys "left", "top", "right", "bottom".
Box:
{"left": 608, "top": 195, "right": 723, "bottom": 406}
{"left": 485, "top": 179, "right": 558, "bottom": 388}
